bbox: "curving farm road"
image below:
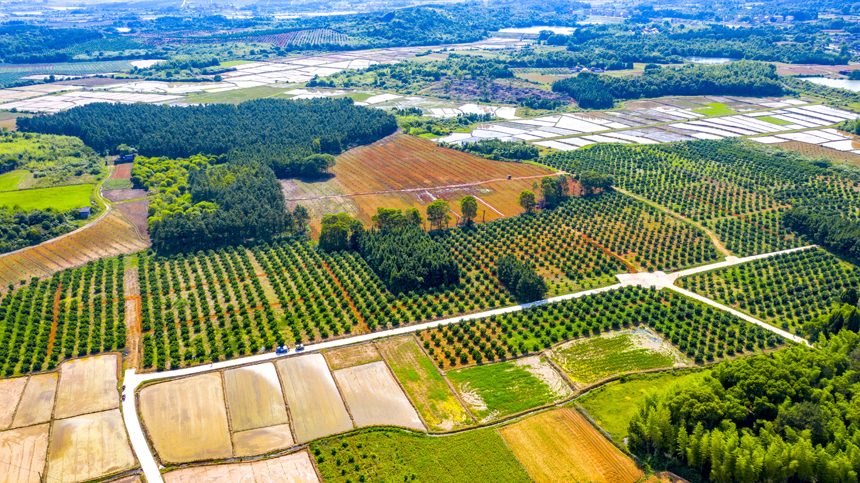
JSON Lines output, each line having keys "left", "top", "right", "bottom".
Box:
{"left": 121, "top": 244, "right": 816, "bottom": 483}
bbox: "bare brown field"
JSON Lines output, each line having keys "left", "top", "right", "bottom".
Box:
{"left": 104, "top": 188, "right": 147, "bottom": 202}
{"left": 111, "top": 163, "right": 132, "bottom": 180}
{"left": 232, "top": 423, "right": 295, "bottom": 457}
{"left": 163, "top": 450, "right": 319, "bottom": 483}
{"left": 500, "top": 408, "right": 643, "bottom": 483}
{"left": 46, "top": 409, "right": 137, "bottom": 483}
{"left": 377, "top": 336, "right": 472, "bottom": 431}
{"left": 0, "top": 377, "right": 27, "bottom": 429}
{"left": 0, "top": 209, "right": 149, "bottom": 289}
{"left": 139, "top": 373, "right": 233, "bottom": 464}
{"left": 775, "top": 63, "right": 860, "bottom": 76}
{"left": 333, "top": 361, "right": 425, "bottom": 431}
{"left": 283, "top": 134, "right": 555, "bottom": 235}
{"left": 223, "top": 363, "right": 289, "bottom": 432}
{"left": 324, "top": 343, "right": 382, "bottom": 370}
{"left": 0, "top": 423, "right": 49, "bottom": 483}
{"left": 114, "top": 199, "right": 150, "bottom": 240}
{"left": 777, "top": 140, "right": 860, "bottom": 168}
{"left": 12, "top": 373, "right": 57, "bottom": 428}
{"left": 54, "top": 354, "right": 119, "bottom": 419}
{"left": 275, "top": 354, "right": 353, "bottom": 443}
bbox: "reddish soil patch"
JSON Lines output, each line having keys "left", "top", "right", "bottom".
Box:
{"left": 115, "top": 200, "right": 150, "bottom": 240}
{"left": 104, "top": 189, "right": 147, "bottom": 203}
{"left": 111, "top": 163, "right": 133, "bottom": 180}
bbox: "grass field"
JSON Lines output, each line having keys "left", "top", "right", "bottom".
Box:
{"left": 501, "top": 408, "right": 643, "bottom": 483}
{"left": 0, "top": 183, "right": 92, "bottom": 211}
{"left": 577, "top": 370, "right": 711, "bottom": 445}
{"left": 185, "top": 85, "right": 295, "bottom": 104}
{"left": 311, "top": 428, "right": 531, "bottom": 482}
{"left": 377, "top": 336, "right": 472, "bottom": 431}
{"left": 0, "top": 170, "right": 29, "bottom": 191}
{"left": 693, "top": 102, "right": 735, "bottom": 117}
{"left": 447, "top": 357, "right": 570, "bottom": 421}
{"left": 548, "top": 329, "right": 684, "bottom": 386}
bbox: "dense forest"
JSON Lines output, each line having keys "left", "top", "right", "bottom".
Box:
{"left": 783, "top": 208, "right": 860, "bottom": 261}
{"left": 541, "top": 23, "right": 851, "bottom": 66}
{"left": 628, "top": 331, "right": 860, "bottom": 482}
{"left": 447, "top": 139, "right": 539, "bottom": 162}
{"left": 18, "top": 98, "right": 397, "bottom": 179}
{"left": 128, "top": 56, "right": 235, "bottom": 82}
{"left": 133, "top": 155, "right": 307, "bottom": 253}
{"left": 553, "top": 62, "right": 783, "bottom": 109}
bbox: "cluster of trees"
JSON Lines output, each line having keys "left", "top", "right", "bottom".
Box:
{"left": 783, "top": 208, "right": 860, "bottom": 261}
{"left": 133, "top": 155, "right": 308, "bottom": 253}
{"left": 496, "top": 254, "right": 546, "bottom": 303}
{"left": 0, "top": 132, "right": 103, "bottom": 186}
{"left": 397, "top": 112, "right": 493, "bottom": 138}
{"left": 841, "top": 119, "right": 860, "bottom": 135}
{"left": 628, "top": 331, "right": 860, "bottom": 482}
{"left": 19, "top": 98, "right": 397, "bottom": 179}
{"left": 448, "top": 139, "right": 538, "bottom": 162}
{"left": 0, "top": 25, "right": 101, "bottom": 63}
{"left": 128, "top": 56, "right": 234, "bottom": 81}
{"left": 0, "top": 208, "right": 77, "bottom": 254}
{"left": 553, "top": 62, "right": 784, "bottom": 109}
{"left": 807, "top": 288, "right": 860, "bottom": 340}
{"left": 357, "top": 218, "right": 460, "bottom": 294}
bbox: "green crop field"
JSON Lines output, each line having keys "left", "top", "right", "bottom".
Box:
{"left": 693, "top": 102, "right": 735, "bottom": 116}
{"left": 756, "top": 115, "right": 793, "bottom": 126}
{"left": 446, "top": 358, "right": 565, "bottom": 420}
{"left": 578, "top": 370, "right": 711, "bottom": 445}
{"left": 311, "top": 428, "right": 530, "bottom": 482}
{"left": 185, "top": 85, "right": 295, "bottom": 104}
{"left": 549, "top": 329, "right": 682, "bottom": 385}
{"left": 0, "top": 183, "right": 92, "bottom": 211}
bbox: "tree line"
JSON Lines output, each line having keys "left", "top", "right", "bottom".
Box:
{"left": 553, "top": 62, "right": 784, "bottom": 109}
{"left": 18, "top": 98, "right": 397, "bottom": 179}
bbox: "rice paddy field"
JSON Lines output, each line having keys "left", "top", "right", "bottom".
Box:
{"left": 500, "top": 408, "right": 643, "bottom": 483}
{"left": 0, "top": 355, "right": 136, "bottom": 482}
{"left": 446, "top": 356, "right": 572, "bottom": 422}
{"left": 222, "top": 363, "right": 289, "bottom": 432}
{"left": 163, "top": 451, "right": 320, "bottom": 482}
{"left": 377, "top": 336, "right": 473, "bottom": 431}
{"left": 333, "top": 361, "right": 425, "bottom": 431}
{"left": 548, "top": 328, "right": 686, "bottom": 386}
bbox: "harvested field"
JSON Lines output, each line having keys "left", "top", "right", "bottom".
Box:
{"left": 0, "top": 423, "right": 49, "bottom": 483}
{"left": 54, "top": 354, "right": 119, "bottom": 419}
{"left": 232, "top": 424, "right": 295, "bottom": 457}
{"left": 777, "top": 140, "right": 860, "bottom": 167}
{"left": 0, "top": 377, "right": 27, "bottom": 429}
{"left": 104, "top": 188, "right": 147, "bottom": 202}
{"left": 500, "top": 408, "right": 643, "bottom": 483}
{"left": 448, "top": 356, "right": 571, "bottom": 422}
{"left": 163, "top": 450, "right": 319, "bottom": 483}
{"left": 12, "top": 373, "right": 57, "bottom": 428}
{"left": 283, "top": 134, "right": 555, "bottom": 234}
{"left": 275, "top": 354, "right": 353, "bottom": 443}
{"left": 324, "top": 343, "right": 381, "bottom": 370}
{"left": 0, "top": 208, "right": 149, "bottom": 289}
{"left": 139, "top": 373, "right": 233, "bottom": 464}
{"left": 377, "top": 336, "right": 472, "bottom": 431}
{"left": 46, "top": 409, "right": 136, "bottom": 483}
{"left": 223, "top": 363, "right": 289, "bottom": 432}
{"left": 114, "top": 199, "right": 149, "bottom": 240}
{"left": 333, "top": 361, "right": 425, "bottom": 431}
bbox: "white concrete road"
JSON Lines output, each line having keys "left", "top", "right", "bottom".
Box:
{"left": 122, "top": 245, "right": 817, "bottom": 482}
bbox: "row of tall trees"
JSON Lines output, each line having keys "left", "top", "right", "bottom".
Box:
{"left": 553, "top": 62, "right": 784, "bottom": 109}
